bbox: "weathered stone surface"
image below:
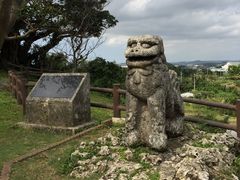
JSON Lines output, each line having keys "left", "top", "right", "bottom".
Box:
{"left": 99, "top": 146, "right": 110, "bottom": 156}
{"left": 124, "top": 148, "right": 133, "bottom": 160}
{"left": 125, "top": 35, "right": 184, "bottom": 151}
{"left": 25, "top": 73, "right": 91, "bottom": 127}
{"left": 160, "top": 127, "right": 239, "bottom": 180}
{"left": 69, "top": 126, "right": 239, "bottom": 180}
{"left": 140, "top": 153, "right": 162, "bottom": 165}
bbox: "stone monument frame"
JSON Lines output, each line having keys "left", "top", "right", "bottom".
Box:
{"left": 18, "top": 73, "right": 93, "bottom": 134}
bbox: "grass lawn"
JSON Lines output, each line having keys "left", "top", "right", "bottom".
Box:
{"left": 0, "top": 70, "right": 8, "bottom": 82}
{"left": 0, "top": 69, "right": 238, "bottom": 179}
{"left": 0, "top": 90, "right": 68, "bottom": 170}
{"left": 184, "top": 103, "right": 236, "bottom": 125}
{"left": 10, "top": 126, "right": 111, "bottom": 180}
{"left": 0, "top": 89, "right": 113, "bottom": 171}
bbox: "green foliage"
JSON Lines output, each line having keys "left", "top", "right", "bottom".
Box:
{"left": 179, "top": 69, "right": 240, "bottom": 104}
{"left": 55, "top": 146, "right": 78, "bottom": 175}
{"left": 180, "top": 67, "right": 197, "bottom": 77}
{"left": 180, "top": 77, "right": 193, "bottom": 92}
{"left": 148, "top": 171, "right": 160, "bottom": 180}
{"left": 1, "top": 0, "right": 117, "bottom": 68}
{"left": 228, "top": 65, "right": 240, "bottom": 76}
{"left": 44, "top": 52, "right": 68, "bottom": 71}
{"left": 232, "top": 156, "right": 240, "bottom": 178}
{"left": 167, "top": 63, "right": 180, "bottom": 74}
{"left": 192, "top": 141, "right": 216, "bottom": 148}
{"left": 87, "top": 57, "right": 126, "bottom": 88}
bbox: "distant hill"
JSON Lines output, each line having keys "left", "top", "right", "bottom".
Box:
{"left": 172, "top": 60, "right": 240, "bottom": 68}
{"left": 172, "top": 60, "right": 228, "bottom": 66}
{"left": 119, "top": 60, "right": 240, "bottom": 69}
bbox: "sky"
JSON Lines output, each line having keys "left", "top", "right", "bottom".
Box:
{"left": 89, "top": 0, "right": 240, "bottom": 63}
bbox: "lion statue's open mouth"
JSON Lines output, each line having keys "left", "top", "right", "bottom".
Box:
{"left": 125, "top": 35, "right": 166, "bottom": 68}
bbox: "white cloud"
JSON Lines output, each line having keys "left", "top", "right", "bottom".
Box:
{"left": 105, "top": 34, "right": 129, "bottom": 46}
{"left": 93, "top": 0, "right": 240, "bottom": 62}
{"left": 124, "top": 0, "right": 152, "bottom": 13}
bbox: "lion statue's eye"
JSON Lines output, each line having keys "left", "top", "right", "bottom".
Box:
{"left": 141, "top": 43, "right": 151, "bottom": 48}
{"left": 131, "top": 43, "right": 137, "bottom": 48}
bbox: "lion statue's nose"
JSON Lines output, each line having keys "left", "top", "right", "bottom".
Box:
{"left": 131, "top": 48, "right": 139, "bottom": 53}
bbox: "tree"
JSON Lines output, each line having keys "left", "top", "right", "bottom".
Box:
{"left": 0, "top": 0, "right": 117, "bottom": 69}
{"left": 228, "top": 65, "right": 240, "bottom": 76}
{"left": 59, "top": 35, "right": 103, "bottom": 72}
{"left": 87, "top": 57, "right": 126, "bottom": 88}
{"left": 44, "top": 52, "right": 68, "bottom": 71}
{"left": 0, "top": 0, "right": 24, "bottom": 50}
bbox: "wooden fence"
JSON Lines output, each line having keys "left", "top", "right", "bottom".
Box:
{"left": 8, "top": 70, "right": 240, "bottom": 138}
{"left": 7, "top": 62, "right": 63, "bottom": 77}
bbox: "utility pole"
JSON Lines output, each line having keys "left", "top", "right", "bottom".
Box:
{"left": 180, "top": 71, "right": 183, "bottom": 83}
{"left": 193, "top": 74, "right": 196, "bottom": 91}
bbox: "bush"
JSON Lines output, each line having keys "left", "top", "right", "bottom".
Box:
{"left": 87, "top": 57, "right": 126, "bottom": 88}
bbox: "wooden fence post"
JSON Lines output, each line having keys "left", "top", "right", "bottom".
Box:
{"left": 20, "top": 77, "right": 27, "bottom": 115}
{"left": 8, "top": 70, "right": 13, "bottom": 91}
{"left": 11, "top": 73, "right": 17, "bottom": 98}
{"left": 113, "top": 84, "right": 120, "bottom": 118}
{"left": 236, "top": 100, "right": 240, "bottom": 138}
{"left": 16, "top": 77, "right": 22, "bottom": 104}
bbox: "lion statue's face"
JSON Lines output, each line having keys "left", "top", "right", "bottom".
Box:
{"left": 125, "top": 35, "right": 165, "bottom": 68}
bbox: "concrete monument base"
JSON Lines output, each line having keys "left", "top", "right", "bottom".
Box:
{"left": 17, "top": 121, "right": 95, "bottom": 135}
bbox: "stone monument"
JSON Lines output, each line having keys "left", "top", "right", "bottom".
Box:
{"left": 125, "top": 35, "right": 184, "bottom": 151}
{"left": 21, "top": 73, "right": 92, "bottom": 133}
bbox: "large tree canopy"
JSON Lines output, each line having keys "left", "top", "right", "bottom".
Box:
{"left": 0, "top": 0, "right": 117, "bottom": 69}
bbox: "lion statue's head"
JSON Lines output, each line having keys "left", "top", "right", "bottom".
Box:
{"left": 125, "top": 35, "right": 166, "bottom": 68}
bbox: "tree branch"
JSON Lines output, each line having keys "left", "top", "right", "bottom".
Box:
{"left": 5, "top": 28, "right": 37, "bottom": 40}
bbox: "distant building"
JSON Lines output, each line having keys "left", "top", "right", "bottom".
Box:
{"left": 210, "top": 61, "right": 240, "bottom": 73}
{"left": 120, "top": 63, "right": 127, "bottom": 69}
{"left": 181, "top": 92, "right": 194, "bottom": 98}
{"left": 221, "top": 62, "right": 240, "bottom": 71}
{"left": 209, "top": 67, "right": 226, "bottom": 72}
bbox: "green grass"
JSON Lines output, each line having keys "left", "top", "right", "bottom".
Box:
{"left": 0, "top": 70, "right": 8, "bottom": 80}
{"left": 184, "top": 103, "right": 236, "bottom": 125}
{"left": 90, "top": 91, "right": 113, "bottom": 104}
{"left": 148, "top": 171, "right": 160, "bottom": 180}
{"left": 0, "top": 88, "right": 113, "bottom": 172}
{"left": 233, "top": 156, "right": 240, "bottom": 178}
{"left": 0, "top": 90, "right": 67, "bottom": 170}
{"left": 11, "top": 127, "right": 110, "bottom": 179}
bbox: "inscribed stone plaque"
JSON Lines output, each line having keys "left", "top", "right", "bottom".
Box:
{"left": 26, "top": 73, "right": 91, "bottom": 127}
{"left": 30, "top": 75, "right": 83, "bottom": 98}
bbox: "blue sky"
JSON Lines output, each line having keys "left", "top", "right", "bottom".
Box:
{"left": 88, "top": 0, "right": 240, "bottom": 63}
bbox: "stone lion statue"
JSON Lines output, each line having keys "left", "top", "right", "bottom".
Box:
{"left": 125, "top": 35, "right": 184, "bottom": 151}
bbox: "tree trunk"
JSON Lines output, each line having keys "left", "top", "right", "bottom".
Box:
{"left": 0, "top": 0, "right": 23, "bottom": 50}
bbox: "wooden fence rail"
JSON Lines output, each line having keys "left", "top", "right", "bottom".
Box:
{"left": 7, "top": 62, "right": 64, "bottom": 77}
{"left": 8, "top": 70, "right": 240, "bottom": 138}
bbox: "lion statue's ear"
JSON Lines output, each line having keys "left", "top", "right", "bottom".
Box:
{"left": 160, "top": 54, "right": 166, "bottom": 64}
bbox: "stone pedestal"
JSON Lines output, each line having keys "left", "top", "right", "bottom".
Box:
{"left": 19, "top": 73, "right": 93, "bottom": 133}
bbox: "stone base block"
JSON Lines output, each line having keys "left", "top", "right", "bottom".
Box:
{"left": 17, "top": 121, "right": 95, "bottom": 135}
{"left": 112, "top": 117, "right": 125, "bottom": 125}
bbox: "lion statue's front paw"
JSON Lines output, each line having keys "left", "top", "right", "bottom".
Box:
{"left": 125, "top": 130, "right": 140, "bottom": 147}
{"left": 148, "top": 133, "right": 167, "bottom": 151}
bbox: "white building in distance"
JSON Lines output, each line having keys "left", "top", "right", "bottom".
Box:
{"left": 210, "top": 61, "right": 240, "bottom": 73}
